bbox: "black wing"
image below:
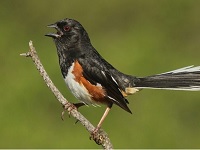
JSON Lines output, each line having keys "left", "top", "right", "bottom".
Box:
{"left": 78, "top": 57, "right": 132, "bottom": 114}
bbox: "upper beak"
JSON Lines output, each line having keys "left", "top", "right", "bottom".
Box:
{"left": 45, "top": 23, "right": 63, "bottom": 38}
{"left": 47, "top": 23, "right": 57, "bottom": 28}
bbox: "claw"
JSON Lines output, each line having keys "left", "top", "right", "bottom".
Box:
{"left": 61, "top": 103, "right": 85, "bottom": 120}
{"left": 75, "top": 119, "right": 80, "bottom": 124}
{"left": 89, "top": 127, "right": 104, "bottom": 145}
{"left": 61, "top": 104, "right": 68, "bottom": 120}
{"left": 90, "top": 127, "right": 100, "bottom": 139}
{"left": 61, "top": 104, "right": 75, "bottom": 120}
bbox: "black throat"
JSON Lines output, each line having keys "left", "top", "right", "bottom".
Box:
{"left": 53, "top": 38, "right": 86, "bottom": 78}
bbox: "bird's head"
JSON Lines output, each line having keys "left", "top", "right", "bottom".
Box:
{"left": 45, "top": 18, "right": 90, "bottom": 48}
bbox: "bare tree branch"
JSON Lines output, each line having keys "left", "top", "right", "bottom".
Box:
{"left": 20, "top": 41, "right": 113, "bottom": 149}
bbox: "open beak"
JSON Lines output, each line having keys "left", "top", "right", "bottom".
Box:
{"left": 45, "top": 23, "right": 63, "bottom": 38}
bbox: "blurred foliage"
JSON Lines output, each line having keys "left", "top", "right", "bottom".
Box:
{"left": 1, "top": 0, "right": 200, "bottom": 148}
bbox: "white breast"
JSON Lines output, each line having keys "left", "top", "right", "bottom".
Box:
{"left": 64, "top": 63, "right": 98, "bottom": 106}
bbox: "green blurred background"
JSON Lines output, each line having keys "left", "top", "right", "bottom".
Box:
{"left": 1, "top": 0, "right": 200, "bottom": 148}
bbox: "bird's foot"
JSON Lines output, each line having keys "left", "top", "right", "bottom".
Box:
{"left": 89, "top": 127, "right": 104, "bottom": 145}
{"left": 61, "top": 103, "right": 85, "bottom": 120}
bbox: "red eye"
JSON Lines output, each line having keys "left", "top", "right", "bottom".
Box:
{"left": 64, "top": 25, "right": 70, "bottom": 31}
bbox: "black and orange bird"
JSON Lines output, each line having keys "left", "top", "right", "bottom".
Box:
{"left": 46, "top": 18, "right": 200, "bottom": 134}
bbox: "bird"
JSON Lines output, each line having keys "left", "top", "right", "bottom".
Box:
{"left": 45, "top": 18, "right": 200, "bottom": 134}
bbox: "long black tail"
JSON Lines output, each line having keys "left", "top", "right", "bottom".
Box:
{"left": 135, "top": 66, "right": 200, "bottom": 91}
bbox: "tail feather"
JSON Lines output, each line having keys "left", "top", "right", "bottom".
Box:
{"left": 135, "top": 66, "right": 200, "bottom": 91}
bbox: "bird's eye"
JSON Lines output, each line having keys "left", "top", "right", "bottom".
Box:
{"left": 64, "top": 25, "right": 71, "bottom": 31}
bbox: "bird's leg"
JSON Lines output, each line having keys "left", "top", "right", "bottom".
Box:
{"left": 61, "top": 102, "right": 85, "bottom": 120}
{"left": 96, "top": 107, "right": 111, "bottom": 130}
{"left": 73, "top": 102, "right": 86, "bottom": 109}
{"left": 90, "top": 107, "right": 111, "bottom": 139}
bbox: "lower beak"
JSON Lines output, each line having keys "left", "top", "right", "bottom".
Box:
{"left": 45, "top": 33, "right": 60, "bottom": 38}
{"left": 45, "top": 23, "right": 61, "bottom": 38}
